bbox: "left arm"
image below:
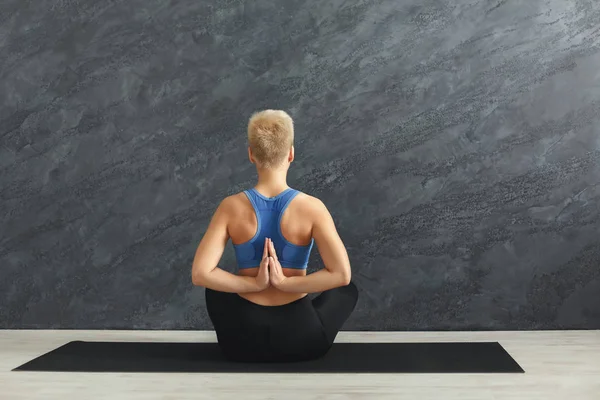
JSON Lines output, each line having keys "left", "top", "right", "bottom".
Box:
{"left": 191, "top": 198, "right": 266, "bottom": 293}
{"left": 267, "top": 198, "right": 351, "bottom": 293}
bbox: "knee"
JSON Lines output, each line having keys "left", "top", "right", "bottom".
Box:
{"left": 335, "top": 280, "right": 359, "bottom": 306}
{"left": 349, "top": 281, "right": 359, "bottom": 306}
{"left": 204, "top": 287, "right": 222, "bottom": 308}
{"left": 343, "top": 280, "right": 359, "bottom": 299}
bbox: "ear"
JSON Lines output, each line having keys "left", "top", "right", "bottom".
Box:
{"left": 248, "top": 146, "right": 255, "bottom": 164}
{"left": 288, "top": 146, "right": 295, "bottom": 163}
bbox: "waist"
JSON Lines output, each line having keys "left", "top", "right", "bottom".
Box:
{"left": 237, "top": 267, "right": 308, "bottom": 306}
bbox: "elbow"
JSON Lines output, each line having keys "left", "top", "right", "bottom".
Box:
{"left": 339, "top": 270, "right": 352, "bottom": 286}
{"left": 191, "top": 269, "right": 207, "bottom": 287}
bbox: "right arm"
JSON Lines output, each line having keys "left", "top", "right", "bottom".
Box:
{"left": 276, "top": 199, "right": 351, "bottom": 293}
{"left": 191, "top": 198, "right": 269, "bottom": 293}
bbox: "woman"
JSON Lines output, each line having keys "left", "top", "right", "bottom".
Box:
{"left": 191, "top": 110, "right": 358, "bottom": 362}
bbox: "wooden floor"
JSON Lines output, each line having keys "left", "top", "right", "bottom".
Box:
{"left": 2, "top": 330, "right": 599, "bottom": 400}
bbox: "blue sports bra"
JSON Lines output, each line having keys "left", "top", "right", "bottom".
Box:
{"left": 233, "top": 187, "right": 314, "bottom": 270}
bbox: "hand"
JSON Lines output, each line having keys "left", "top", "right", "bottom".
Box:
{"left": 267, "top": 238, "right": 287, "bottom": 288}
{"left": 255, "top": 238, "right": 270, "bottom": 291}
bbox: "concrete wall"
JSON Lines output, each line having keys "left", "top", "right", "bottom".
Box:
{"left": 1, "top": 0, "right": 599, "bottom": 329}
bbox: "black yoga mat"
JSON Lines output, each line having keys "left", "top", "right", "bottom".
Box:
{"left": 13, "top": 341, "right": 523, "bottom": 373}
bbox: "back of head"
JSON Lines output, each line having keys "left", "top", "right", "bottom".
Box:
{"left": 247, "top": 110, "right": 294, "bottom": 169}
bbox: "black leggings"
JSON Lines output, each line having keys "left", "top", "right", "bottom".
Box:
{"left": 205, "top": 282, "right": 358, "bottom": 362}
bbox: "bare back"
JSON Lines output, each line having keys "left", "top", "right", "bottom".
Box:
{"left": 227, "top": 191, "right": 316, "bottom": 305}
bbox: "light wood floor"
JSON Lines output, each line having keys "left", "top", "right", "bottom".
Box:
{"left": 2, "top": 330, "right": 599, "bottom": 400}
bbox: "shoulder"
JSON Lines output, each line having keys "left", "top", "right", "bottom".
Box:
{"left": 216, "top": 193, "right": 247, "bottom": 216}
{"left": 223, "top": 191, "right": 249, "bottom": 206}
{"left": 293, "top": 191, "right": 329, "bottom": 217}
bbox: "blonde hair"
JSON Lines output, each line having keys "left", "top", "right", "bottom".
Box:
{"left": 247, "top": 109, "right": 294, "bottom": 169}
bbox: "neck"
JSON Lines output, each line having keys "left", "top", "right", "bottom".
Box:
{"left": 255, "top": 167, "right": 289, "bottom": 196}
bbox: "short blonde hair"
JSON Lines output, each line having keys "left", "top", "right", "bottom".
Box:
{"left": 247, "top": 110, "right": 294, "bottom": 168}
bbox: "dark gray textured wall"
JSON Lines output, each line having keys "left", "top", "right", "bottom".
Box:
{"left": 1, "top": 0, "right": 599, "bottom": 330}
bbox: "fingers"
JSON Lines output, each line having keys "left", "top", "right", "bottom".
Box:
{"left": 268, "top": 238, "right": 278, "bottom": 260}
{"left": 264, "top": 238, "right": 277, "bottom": 260}
{"left": 268, "top": 257, "right": 275, "bottom": 273}
{"left": 268, "top": 256, "right": 283, "bottom": 286}
{"left": 263, "top": 237, "right": 269, "bottom": 259}
{"left": 269, "top": 255, "right": 281, "bottom": 272}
